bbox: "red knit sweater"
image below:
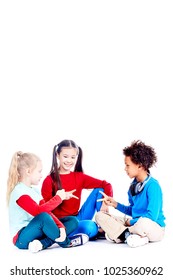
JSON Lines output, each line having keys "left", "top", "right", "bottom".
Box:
{"left": 42, "top": 172, "right": 113, "bottom": 218}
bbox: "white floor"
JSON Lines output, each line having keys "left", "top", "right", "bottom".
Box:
{"left": 2, "top": 213, "right": 172, "bottom": 280}
{"left": 2, "top": 175, "right": 172, "bottom": 280}
{"left": 1, "top": 187, "right": 173, "bottom": 280}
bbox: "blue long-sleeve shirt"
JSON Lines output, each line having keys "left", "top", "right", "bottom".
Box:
{"left": 116, "top": 177, "right": 166, "bottom": 227}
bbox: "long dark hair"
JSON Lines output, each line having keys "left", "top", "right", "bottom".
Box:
{"left": 50, "top": 140, "right": 83, "bottom": 193}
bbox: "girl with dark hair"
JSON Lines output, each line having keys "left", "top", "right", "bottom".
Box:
{"left": 41, "top": 139, "right": 113, "bottom": 240}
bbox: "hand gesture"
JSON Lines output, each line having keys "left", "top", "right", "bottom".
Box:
{"left": 65, "top": 189, "right": 79, "bottom": 200}
{"left": 56, "top": 189, "right": 66, "bottom": 200}
{"left": 97, "top": 191, "right": 117, "bottom": 208}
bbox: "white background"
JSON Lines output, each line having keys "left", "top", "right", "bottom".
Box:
{"left": 0, "top": 1, "right": 173, "bottom": 279}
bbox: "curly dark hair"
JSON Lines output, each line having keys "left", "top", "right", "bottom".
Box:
{"left": 123, "top": 140, "right": 157, "bottom": 171}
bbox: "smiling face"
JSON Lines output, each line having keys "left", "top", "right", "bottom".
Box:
{"left": 57, "top": 147, "right": 78, "bottom": 174}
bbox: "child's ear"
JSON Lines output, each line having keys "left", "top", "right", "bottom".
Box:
{"left": 26, "top": 168, "right": 31, "bottom": 175}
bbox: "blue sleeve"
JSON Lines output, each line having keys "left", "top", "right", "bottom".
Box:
{"left": 129, "top": 217, "right": 138, "bottom": 225}
{"left": 116, "top": 190, "right": 133, "bottom": 216}
{"left": 129, "top": 181, "right": 163, "bottom": 225}
{"left": 116, "top": 203, "right": 132, "bottom": 216}
{"left": 143, "top": 183, "right": 163, "bottom": 221}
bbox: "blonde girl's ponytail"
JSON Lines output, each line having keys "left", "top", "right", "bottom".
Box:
{"left": 6, "top": 151, "right": 22, "bottom": 204}
{"left": 6, "top": 151, "right": 40, "bottom": 204}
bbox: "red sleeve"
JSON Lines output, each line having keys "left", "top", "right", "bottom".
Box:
{"left": 42, "top": 173, "right": 113, "bottom": 201}
{"left": 17, "top": 195, "right": 65, "bottom": 228}
{"left": 42, "top": 175, "right": 54, "bottom": 202}
{"left": 102, "top": 181, "right": 113, "bottom": 197}
{"left": 80, "top": 173, "right": 113, "bottom": 197}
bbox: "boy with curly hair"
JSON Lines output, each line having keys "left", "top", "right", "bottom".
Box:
{"left": 95, "top": 140, "right": 166, "bottom": 248}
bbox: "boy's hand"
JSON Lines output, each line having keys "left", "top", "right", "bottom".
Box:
{"left": 97, "top": 191, "right": 117, "bottom": 208}
{"left": 97, "top": 190, "right": 109, "bottom": 202}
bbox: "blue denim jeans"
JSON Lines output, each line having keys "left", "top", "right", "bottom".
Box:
{"left": 69, "top": 188, "right": 104, "bottom": 238}
{"left": 15, "top": 212, "right": 78, "bottom": 249}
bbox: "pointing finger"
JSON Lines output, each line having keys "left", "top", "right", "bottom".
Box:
{"left": 97, "top": 198, "right": 104, "bottom": 202}
{"left": 70, "top": 189, "right": 76, "bottom": 194}
{"left": 99, "top": 191, "right": 108, "bottom": 198}
{"left": 71, "top": 194, "right": 79, "bottom": 199}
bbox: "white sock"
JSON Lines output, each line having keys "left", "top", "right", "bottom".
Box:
{"left": 28, "top": 240, "right": 43, "bottom": 253}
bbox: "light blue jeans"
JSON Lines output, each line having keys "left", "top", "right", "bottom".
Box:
{"left": 69, "top": 188, "right": 104, "bottom": 239}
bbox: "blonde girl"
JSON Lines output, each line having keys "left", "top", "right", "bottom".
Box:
{"left": 7, "top": 152, "right": 88, "bottom": 253}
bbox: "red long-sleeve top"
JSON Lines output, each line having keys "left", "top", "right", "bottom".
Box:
{"left": 42, "top": 171, "right": 113, "bottom": 218}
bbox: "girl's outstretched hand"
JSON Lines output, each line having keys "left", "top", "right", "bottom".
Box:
{"left": 56, "top": 189, "right": 79, "bottom": 200}
{"left": 65, "top": 189, "right": 79, "bottom": 200}
{"left": 56, "top": 189, "right": 66, "bottom": 200}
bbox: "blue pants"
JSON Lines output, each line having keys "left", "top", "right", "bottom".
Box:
{"left": 69, "top": 188, "right": 104, "bottom": 239}
{"left": 15, "top": 213, "right": 78, "bottom": 249}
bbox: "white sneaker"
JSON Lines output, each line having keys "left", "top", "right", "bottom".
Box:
{"left": 28, "top": 240, "right": 43, "bottom": 253}
{"left": 69, "top": 234, "right": 89, "bottom": 247}
{"left": 105, "top": 233, "right": 115, "bottom": 243}
{"left": 105, "top": 233, "right": 123, "bottom": 244}
{"left": 126, "top": 234, "right": 149, "bottom": 248}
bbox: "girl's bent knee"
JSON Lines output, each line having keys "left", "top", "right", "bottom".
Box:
{"left": 37, "top": 212, "right": 52, "bottom": 222}
{"left": 78, "top": 220, "right": 98, "bottom": 238}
